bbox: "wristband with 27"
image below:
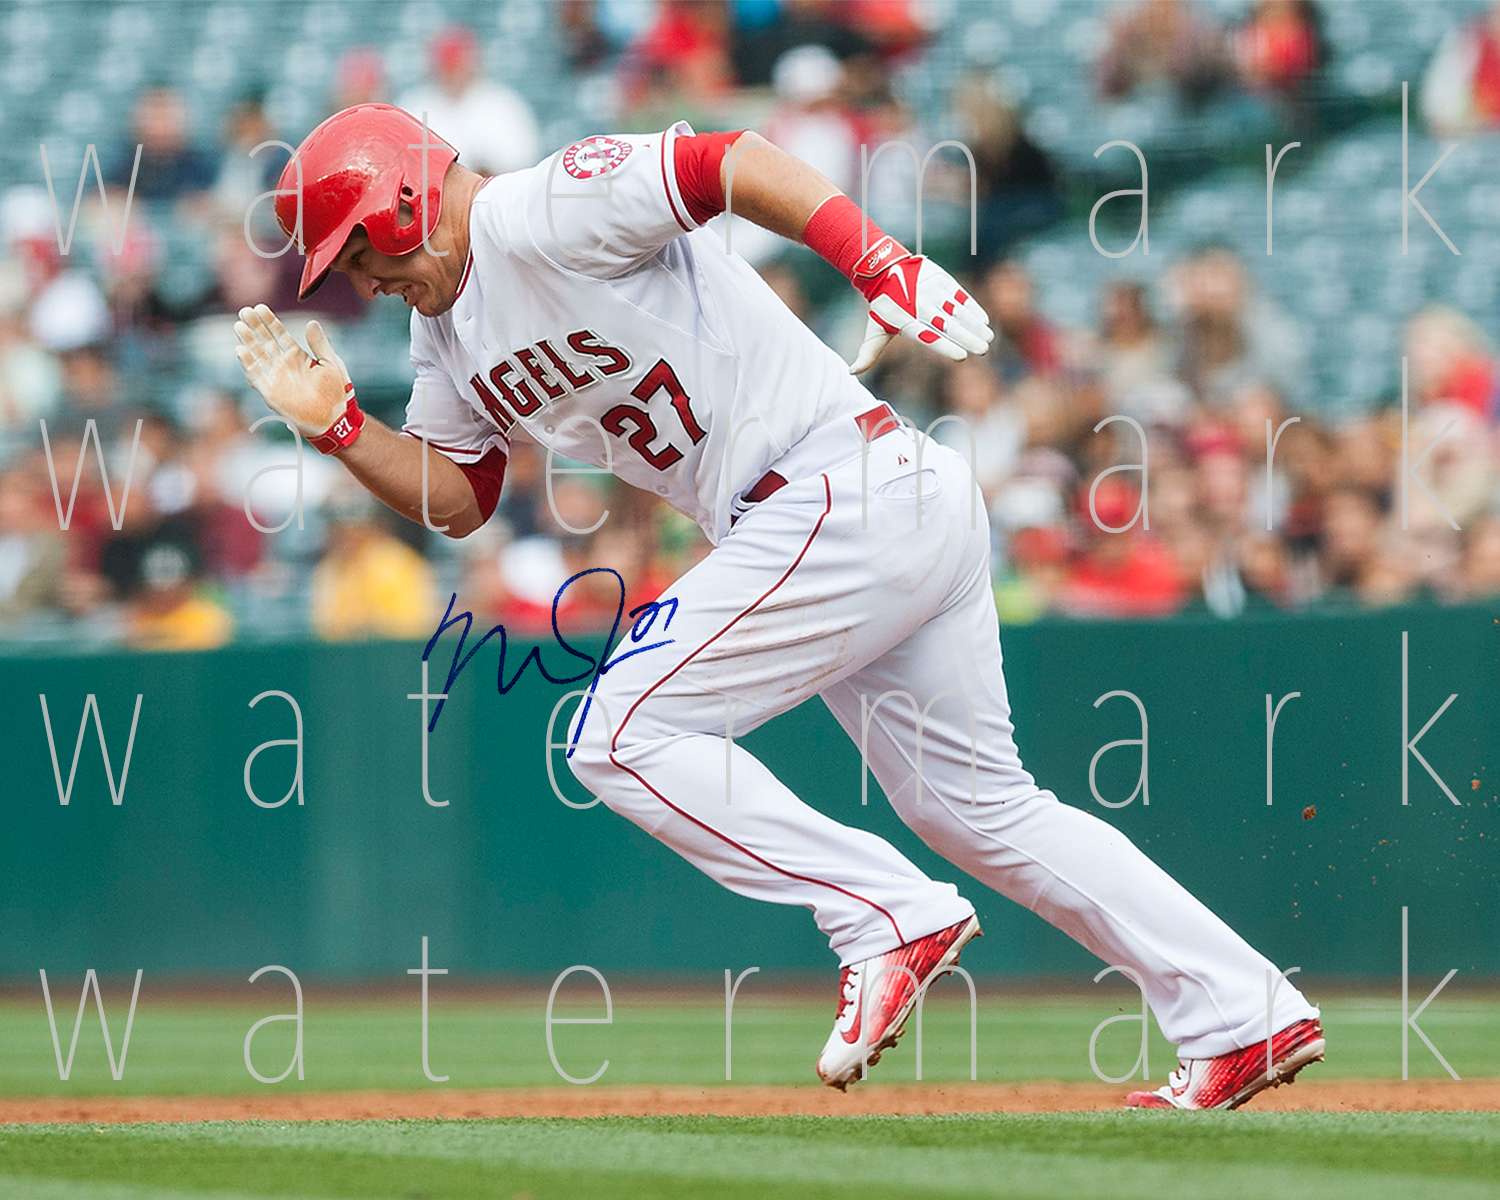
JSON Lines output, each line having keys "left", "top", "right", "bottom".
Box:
{"left": 308, "top": 383, "right": 364, "bottom": 455}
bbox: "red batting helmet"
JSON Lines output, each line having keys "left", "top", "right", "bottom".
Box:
{"left": 276, "top": 103, "right": 459, "bottom": 299}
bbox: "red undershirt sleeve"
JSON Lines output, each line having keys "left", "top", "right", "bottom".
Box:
{"left": 672, "top": 130, "right": 745, "bottom": 226}
{"left": 453, "top": 445, "right": 508, "bottom": 524}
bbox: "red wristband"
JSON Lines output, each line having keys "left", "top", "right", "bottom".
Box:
{"left": 308, "top": 384, "right": 364, "bottom": 455}
{"left": 801, "top": 194, "right": 909, "bottom": 296}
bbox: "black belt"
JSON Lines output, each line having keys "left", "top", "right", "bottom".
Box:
{"left": 731, "top": 403, "right": 900, "bottom": 524}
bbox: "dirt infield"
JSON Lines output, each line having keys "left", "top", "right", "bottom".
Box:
{"left": 2, "top": 1079, "right": 1497, "bottom": 1123}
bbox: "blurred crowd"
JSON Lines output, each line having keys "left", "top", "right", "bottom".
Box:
{"left": 875, "top": 255, "right": 1500, "bottom": 621}
{"left": 0, "top": 0, "right": 1496, "bottom": 651}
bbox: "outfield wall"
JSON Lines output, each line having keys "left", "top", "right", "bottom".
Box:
{"left": 1, "top": 602, "right": 1496, "bottom": 982}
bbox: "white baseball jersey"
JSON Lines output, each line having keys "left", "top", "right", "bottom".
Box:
{"left": 402, "top": 121, "right": 876, "bottom": 542}
{"left": 397, "top": 121, "right": 1318, "bottom": 1063}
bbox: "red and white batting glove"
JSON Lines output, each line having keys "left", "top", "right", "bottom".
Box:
{"left": 234, "top": 304, "right": 364, "bottom": 454}
{"left": 847, "top": 237, "right": 994, "bottom": 374}
{"left": 802, "top": 195, "right": 993, "bottom": 375}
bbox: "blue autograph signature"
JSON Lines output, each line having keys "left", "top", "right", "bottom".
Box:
{"left": 422, "top": 567, "right": 678, "bottom": 754}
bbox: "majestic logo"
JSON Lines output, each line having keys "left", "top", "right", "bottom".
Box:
{"left": 561, "top": 136, "right": 632, "bottom": 180}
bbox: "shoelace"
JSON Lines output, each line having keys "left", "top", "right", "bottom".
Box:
{"left": 833, "top": 966, "right": 856, "bottom": 1021}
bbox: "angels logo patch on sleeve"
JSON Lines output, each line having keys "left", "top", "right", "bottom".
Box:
{"left": 561, "top": 136, "right": 633, "bottom": 180}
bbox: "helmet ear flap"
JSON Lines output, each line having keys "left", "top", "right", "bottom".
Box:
{"left": 365, "top": 179, "right": 421, "bottom": 254}
{"left": 279, "top": 103, "right": 457, "bottom": 291}
{"left": 397, "top": 184, "right": 419, "bottom": 238}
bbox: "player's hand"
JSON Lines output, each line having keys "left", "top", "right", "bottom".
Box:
{"left": 847, "top": 238, "right": 993, "bottom": 375}
{"left": 233, "top": 304, "right": 353, "bottom": 437}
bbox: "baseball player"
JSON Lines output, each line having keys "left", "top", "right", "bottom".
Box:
{"left": 234, "top": 104, "right": 1323, "bottom": 1107}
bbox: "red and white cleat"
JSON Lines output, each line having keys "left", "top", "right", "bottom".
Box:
{"left": 815, "top": 915, "right": 982, "bottom": 1090}
{"left": 1125, "top": 1018, "right": 1326, "bottom": 1110}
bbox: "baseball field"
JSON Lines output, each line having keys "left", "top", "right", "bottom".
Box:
{"left": 1, "top": 983, "right": 1497, "bottom": 1199}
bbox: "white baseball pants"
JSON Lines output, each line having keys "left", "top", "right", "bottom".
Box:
{"left": 568, "top": 418, "right": 1317, "bottom": 1057}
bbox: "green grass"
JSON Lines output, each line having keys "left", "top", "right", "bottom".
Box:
{"left": 4, "top": 990, "right": 1496, "bottom": 1200}
{"left": 2, "top": 1113, "right": 1499, "bottom": 1199}
{"left": 0, "top": 989, "right": 1496, "bottom": 1095}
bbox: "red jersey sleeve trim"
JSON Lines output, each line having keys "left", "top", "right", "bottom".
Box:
{"left": 399, "top": 429, "right": 507, "bottom": 458}
{"left": 659, "top": 130, "right": 693, "bottom": 232}
{"left": 672, "top": 130, "right": 745, "bottom": 227}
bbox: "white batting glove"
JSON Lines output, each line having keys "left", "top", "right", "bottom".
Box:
{"left": 234, "top": 304, "right": 358, "bottom": 443}
{"left": 847, "top": 237, "right": 994, "bottom": 375}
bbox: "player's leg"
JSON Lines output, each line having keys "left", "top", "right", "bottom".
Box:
{"left": 565, "top": 466, "right": 974, "bottom": 968}
{"left": 818, "top": 475, "right": 1318, "bottom": 1061}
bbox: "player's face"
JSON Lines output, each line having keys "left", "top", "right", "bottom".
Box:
{"left": 330, "top": 229, "right": 458, "bottom": 317}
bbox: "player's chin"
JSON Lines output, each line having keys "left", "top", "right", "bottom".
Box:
{"left": 414, "top": 288, "right": 457, "bottom": 318}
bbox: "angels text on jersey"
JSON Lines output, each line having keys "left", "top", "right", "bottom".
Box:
{"left": 466, "top": 328, "right": 708, "bottom": 472}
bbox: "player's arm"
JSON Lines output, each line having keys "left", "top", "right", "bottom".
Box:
{"left": 704, "top": 131, "right": 843, "bottom": 241}
{"left": 234, "top": 305, "right": 487, "bottom": 538}
{"left": 337, "top": 419, "right": 485, "bottom": 537}
{"left": 680, "top": 130, "right": 994, "bottom": 374}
